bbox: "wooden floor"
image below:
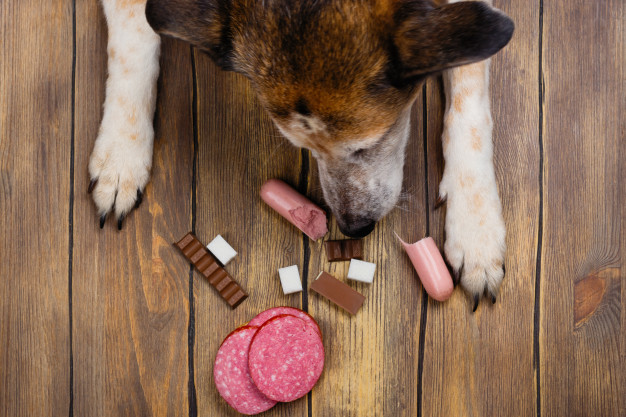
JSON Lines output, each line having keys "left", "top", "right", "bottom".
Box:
{"left": 1, "top": 1, "right": 624, "bottom": 416}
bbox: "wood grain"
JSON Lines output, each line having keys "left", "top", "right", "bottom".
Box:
{"left": 1, "top": 0, "right": 624, "bottom": 415}
{"left": 540, "top": 0, "right": 624, "bottom": 416}
{"left": 305, "top": 99, "right": 426, "bottom": 416}
{"left": 72, "top": 2, "right": 192, "bottom": 415}
{"left": 621, "top": 99, "right": 626, "bottom": 417}
{"left": 193, "top": 54, "right": 307, "bottom": 416}
{"left": 0, "top": 1, "right": 73, "bottom": 415}
{"left": 421, "top": 0, "right": 541, "bottom": 415}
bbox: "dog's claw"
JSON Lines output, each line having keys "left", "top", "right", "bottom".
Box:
{"left": 99, "top": 214, "right": 107, "bottom": 229}
{"left": 453, "top": 270, "right": 461, "bottom": 286}
{"left": 134, "top": 189, "right": 143, "bottom": 209}
{"left": 491, "top": 294, "right": 497, "bottom": 304}
{"left": 502, "top": 263, "right": 506, "bottom": 277}
{"left": 472, "top": 294, "right": 480, "bottom": 312}
{"left": 88, "top": 178, "right": 98, "bottom": 194}
{"left": 434, "top": 195, "right": 447, "bottom": 209}
{"left": 444, "top": 259, "right": 457, "bottom": 285}
{"left": 444, "top": 259, "right": 459, "bottom": 287}
{"left": 117, "top": 215, "right": 125, "bottom": 231}
{"left": 452, "top": 262, "right": 464, "bottom": 286}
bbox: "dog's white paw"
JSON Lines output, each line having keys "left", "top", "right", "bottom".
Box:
{"left": 88, "top": 122, "right": 153, "bottom": 229}
{"left": 438, "top": 167, "right": 506, "bottom": 310}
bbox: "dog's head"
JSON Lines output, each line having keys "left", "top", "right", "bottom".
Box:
{"left": 146, "top": 0, "right": 513, "bottom": 237}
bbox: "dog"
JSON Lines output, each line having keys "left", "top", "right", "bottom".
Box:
{"left": 88, "top": 0, "right": 513, "bottom": 308}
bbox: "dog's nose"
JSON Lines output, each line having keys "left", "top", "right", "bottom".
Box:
{"left": 339, "top": 219, "right": 377, "bottom": 238}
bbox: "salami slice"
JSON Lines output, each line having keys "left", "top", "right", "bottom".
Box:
{"left": 248, "top": 315, "right": 325, "bottom": 402}
{"left": 248, "top": 307, "right": 322, "bottom": 337}
{"left": 214, "top": 326, "right": 277, "bottom": 415}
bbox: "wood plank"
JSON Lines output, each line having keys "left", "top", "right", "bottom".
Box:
{"left": 193, "top": 54, "right": 307, "bottom": 416}
{"left": 540, "top": 1, "right": 624, "bottom": 416}
{"left": 622, "top": 138, "right": 626, "bottom": 417}
{"left": 306, "top": 99, "right": 426, "bottom": 415}
{"left": 0, "top": 1, "right": 72, "bottom": 415}
{"left": 72, "top": 2, "right": 192, "bottom": 414}
{"left": 421, "top": 0, "right": 540, "bottom": 415}
{"left": 622, "top": 131, "right": 626, "bottom": 417}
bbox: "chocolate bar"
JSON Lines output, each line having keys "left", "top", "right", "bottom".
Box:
{"left": 310, "top": 271, "right": 365, "bottom": 315}
{"left": 324, "top": 239, "right": 363, "bottom": 262}
{"left": 174, "top": 232, "right": 248, "bottom": 308}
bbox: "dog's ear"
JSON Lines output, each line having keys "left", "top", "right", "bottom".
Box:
{"left": 392, "top": 1, "right": 514, "bottom": 83}
{"left": 146, "top": 0, "right": 234, "bottom": 70}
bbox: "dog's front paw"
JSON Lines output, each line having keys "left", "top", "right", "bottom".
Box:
{"left": 88, "top": 126, "right": 153, "bottom": 229}
{"left": 438, "top": 169, "right": 506, "bottom": 310}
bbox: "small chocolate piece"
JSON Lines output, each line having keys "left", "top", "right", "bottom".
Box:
{"left": 310, "top": 271, "right": 365, "bottom": 315}
{"left": 324, "top": 239, "right": 363, "bottom": 262}
{"left": 174, "top": 232, "right": 248, "bottom": 308}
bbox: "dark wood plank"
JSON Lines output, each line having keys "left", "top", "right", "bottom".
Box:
{"left": 193, "top": 54, "right": 307, "bottom": 416}
{"left": 0, "top": 1, "right": 72, "bottom": 415}
{"left": 72, "top": 2, "right": 192, "bottom": 414}
{"left": 622, "top": 141, "right": 626, "bottom": 417}
{"left": 421, "top": 0, "right": 540, "bottom": 415}
{"left": 305, "top": 100, "right": 426, "bottom": 415}
{"left": 622, "top": 145, "right": 626, "bottom": 417}
{"left": 540, "top": 1, "right": 624, "bottom": 416}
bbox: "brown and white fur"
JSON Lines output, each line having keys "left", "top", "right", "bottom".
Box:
{"left": 89, "top": 0, "right": 513, "bottom": 307}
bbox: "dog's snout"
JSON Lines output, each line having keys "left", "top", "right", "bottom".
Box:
{"left": 338, "top": 219, "right": 377, "bottom": 239}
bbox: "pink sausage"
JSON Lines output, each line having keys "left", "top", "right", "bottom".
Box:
{"left": 260, "top": 179, "right": 328, "bottom": 240}
{"left": 396, "top": 235, "right": 454, "bottom": 302}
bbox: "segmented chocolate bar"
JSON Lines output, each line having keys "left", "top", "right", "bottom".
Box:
{"left": 324, "top": 239, "right": 363, "bottom": 262}
{"left": 174, "top": 232, "right": 248, "bottom": 308}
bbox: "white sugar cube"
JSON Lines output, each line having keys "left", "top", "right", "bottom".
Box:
{"left": 278, "top": 265, "right": 303, "bottom": 294}
{"left": 347, "top": 259, "right": 376, "bottom": 283}
{"left": 206, "top": 235, "right": 237, "bottom": 265}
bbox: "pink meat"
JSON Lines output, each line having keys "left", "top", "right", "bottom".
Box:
{"left": 260, "top": 179, "right": 328, "bottom": 240}
{"left": 214, "top": 326, "right": 277, "bottom": 415}
{"left": 396, "top": 234, "right": 454, "bottom": 302}
{"left": 248, "top": 315, "right": 325, "bottom": 402}
{"left": 248, "top": 307, "right": 322, "bottom": 338}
